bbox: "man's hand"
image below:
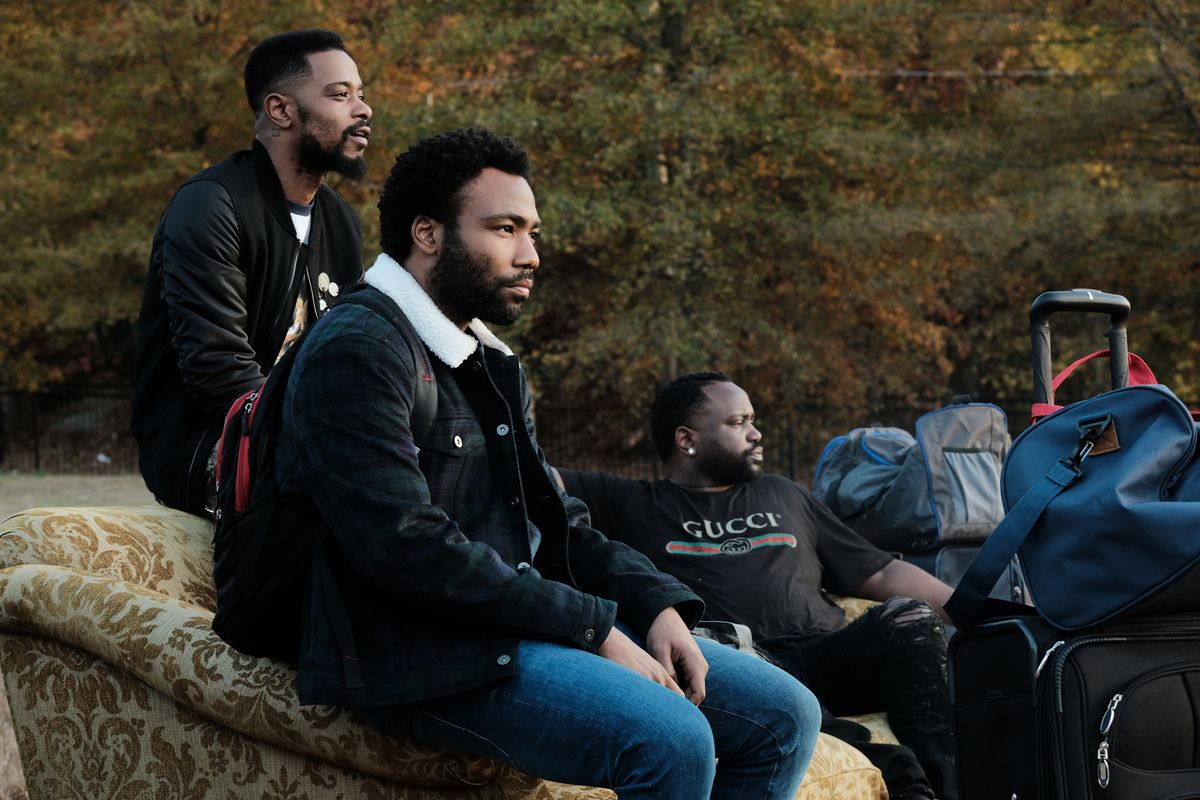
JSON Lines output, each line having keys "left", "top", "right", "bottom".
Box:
{"left": 645, "top": 607, "right": 708, "bottom": 705}
{"left": 598, "top": 625, "right": 687, "bottom": 698}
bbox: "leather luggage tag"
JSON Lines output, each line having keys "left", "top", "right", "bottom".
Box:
{"left": 1090, "top": 422, "right": 1121, "bottom": 457}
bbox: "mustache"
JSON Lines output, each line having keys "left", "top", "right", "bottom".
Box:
{"left": 341, "top": 122, "right": 369, "bottom": 141}
{"left": 498, "top": 271, "right": 536, "bottom": 288}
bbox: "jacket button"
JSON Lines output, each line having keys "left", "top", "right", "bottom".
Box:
{"left": 583, "top": 629, "right": 596, "bottom": 642}
{"left": 453, "top": 435, "right": 463, "bottom": 448}
{"left": 497, "top": 654, "right": 511, "bottom": 666}
{"left": 496, "top": 423, "right": 510, "bottom": 436}
{"left": 516, "top": 561, "right": 530, "bottom": 572}
{"left": 509, "top": 496, "right": 521, "bottom": 507}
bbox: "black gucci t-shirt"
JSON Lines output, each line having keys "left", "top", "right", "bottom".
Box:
{"left": 562, "top": 471, "right": 892, "bottom": 639}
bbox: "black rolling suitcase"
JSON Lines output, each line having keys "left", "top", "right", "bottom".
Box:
{"left": 951, "top": 613, "right": 1200, "bottom": 800}
{"left": 949, "top": 289, "right": 1200, "bottom": 799}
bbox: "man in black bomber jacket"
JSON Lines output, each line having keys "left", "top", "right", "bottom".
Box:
{"left": 133, "top": 29, "right": 370, "bottom": 515}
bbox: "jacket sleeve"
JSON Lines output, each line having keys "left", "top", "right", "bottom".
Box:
{"left": 283, "top": 323, "right": 617, "bottom": 653}
{"left": 560, "top": 500, "right": 705, "bottom": 635}
{"left": 159, "top": 180, "right": 271, "bottom": 413}
{"left": 518, "top": 375, "right": 705, "bottom": 636}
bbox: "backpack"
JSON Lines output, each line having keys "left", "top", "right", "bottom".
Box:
{"left": 811, "top": 400, "right": 1010, "bottom": 551}
{"left": 211, "top": 285, "right": 437, "bottom": 663}
{"left": 811, "top": 425, "right": 935, "bottom": 548}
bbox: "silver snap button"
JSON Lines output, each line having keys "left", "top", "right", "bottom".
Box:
{"left": 516, "top": 561, "right": 530, "bottom": 572}
{"left": 496, "top": 424, "right": 510, "bottom": 436}
{"left": 583, "top": 628, "right": 596, "bottom": 642}
{"left": 509, "top": 496, "right": 521, "bottom": 507}
{"left": 497, "top": 654, "right": 511, "bottom": 666}
{"left": 453, "top": 435, "right": 463, "bottom": 448}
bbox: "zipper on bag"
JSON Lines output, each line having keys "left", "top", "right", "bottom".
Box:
{"left": 1095, "top": 693, "right": 1121, "bottom": 788}
{"left": 1044, "top": 635, "right": 1131, "bottom": 796}
{"left": 1094, "top": 658, "right": 1200, "bottom": 790}
{"left": 1040, "top": 623, "right": 1200, "bottom": 796}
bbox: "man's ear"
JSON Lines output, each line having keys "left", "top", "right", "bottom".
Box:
{"left": 675, "top": 426, "right": 696, "bottom": 456}
{"left": 262, "top": 92, "right": 294, "bottom": 131}
{"left": 411, "top": 216, "right": 442, "bottom": 257}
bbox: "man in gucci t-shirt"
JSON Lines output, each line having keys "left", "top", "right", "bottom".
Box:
{"left": 559, "top": 372, "right": 959, "bottom": 800}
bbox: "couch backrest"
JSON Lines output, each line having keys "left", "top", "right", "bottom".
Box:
{"left": 0, "top": 506, "right": 216, "bottom": 610}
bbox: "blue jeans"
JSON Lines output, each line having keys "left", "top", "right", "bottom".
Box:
{"left": 359, "top": 632, "right": 821, "bottom": 799}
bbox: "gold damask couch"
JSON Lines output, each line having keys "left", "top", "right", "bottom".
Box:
{"left": 0, "top": 505, "right": 890, "bottom": 799}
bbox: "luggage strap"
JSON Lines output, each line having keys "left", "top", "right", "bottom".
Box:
{"left": 944, "top": 415, "right": 1111, "bottom": 627}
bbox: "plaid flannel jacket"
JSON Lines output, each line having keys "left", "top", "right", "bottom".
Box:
{"left": 278, "top": 291, "right": 702, "bottom": 707}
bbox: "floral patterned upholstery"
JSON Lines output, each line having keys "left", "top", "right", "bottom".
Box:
{"left": 0, "top": 506, "right": 889, "bottom": 799}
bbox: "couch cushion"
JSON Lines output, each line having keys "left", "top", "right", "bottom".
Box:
{"left": 533, "top": 733, "right": 886, "bottom": 800}
{"left": 0, "top": 507, "right": 216, "bottom": 610}
{"left": 795, "top": 733, "right": 889, "bottom": 800}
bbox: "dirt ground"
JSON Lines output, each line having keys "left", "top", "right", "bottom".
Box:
{"left": 0, "top": 473, "right": 157, "bottom": 521}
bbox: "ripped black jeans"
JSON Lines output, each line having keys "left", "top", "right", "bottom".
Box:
{"left": 762, "top": 597, "right": 956, "bottom": 800}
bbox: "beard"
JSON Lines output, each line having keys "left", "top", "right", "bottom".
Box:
{"left": 429, "top": 229, "right": 533, "bottom": 326}
{"left": 697, "top": 444, "right": 763, "bottom": 486}
{"left": 296, "top": 105, "right": 368, "bottom": 181}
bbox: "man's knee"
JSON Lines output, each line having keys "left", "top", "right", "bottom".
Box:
{"left": 877, "top": 597, "right": 946, "bottom": 644}
{"left": 709, "top": 652, "right": 822, "bottom": 763}
{"left": 775, "top": 672, "right": 822, "bottom": 757}
{"left": 619, "top": 702, "right": 716, "bottom": 785}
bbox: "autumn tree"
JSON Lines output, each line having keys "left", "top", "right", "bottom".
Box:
{"left": 2, "top": 1, "right": 1196, "bottom": 474}
{"left": 0, "top": 1, "right": 392, "bottom": 388}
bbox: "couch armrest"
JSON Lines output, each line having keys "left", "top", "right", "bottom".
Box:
{"left": 0, "top": 507, "right": 216, "bottom": 611}
{"left": 0, "top": 564, "right": 499, "bottom": 789}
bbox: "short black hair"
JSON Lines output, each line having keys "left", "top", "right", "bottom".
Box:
{"left": 650, "top": 371, "right": 733, "bottom": 461}
{"left": 244, "top": 29, "right": 348, "bottom": 113}
{"left": 378, "top": 127, "right": 531, "bottom": 263}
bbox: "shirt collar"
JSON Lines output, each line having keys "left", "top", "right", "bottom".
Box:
{"left": 364, "top": 252, "right": 513, "bottom": 368}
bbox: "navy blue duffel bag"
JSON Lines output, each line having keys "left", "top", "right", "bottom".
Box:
{"left": 945, "top": 382, "right": 1200, "bottom": 630}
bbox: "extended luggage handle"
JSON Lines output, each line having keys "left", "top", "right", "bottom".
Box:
{"left": 1030, "top": 289, "right": 1131, "bottom": 408}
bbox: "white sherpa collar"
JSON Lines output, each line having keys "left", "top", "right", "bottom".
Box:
{"left": 364, "top": 252, "right": 513, "bottom": 368}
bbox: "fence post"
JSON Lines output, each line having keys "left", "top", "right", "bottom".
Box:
{"left": 31, "top": 395, "right": 40, "bottom": 472}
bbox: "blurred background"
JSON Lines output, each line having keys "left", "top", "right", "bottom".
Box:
{"left": 1, "top": 0, "right": 1197, "bottom": 490}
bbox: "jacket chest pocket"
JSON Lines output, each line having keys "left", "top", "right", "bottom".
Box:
{"left": 419, "top": 419, "right": 487, "bottom": 514}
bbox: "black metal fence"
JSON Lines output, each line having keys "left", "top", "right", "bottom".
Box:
{"left": 523, "top": 402, "right": 934, "bottom": 485}
{"left": 1, "top": 385, "right": 140, "bottom": 474}
{"left": 0, "top": 384, "right": 942, "bottom": 484}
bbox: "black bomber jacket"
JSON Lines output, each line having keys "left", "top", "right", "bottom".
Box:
{"left": 132, "top": 140, "right": 364, "bottom": 514}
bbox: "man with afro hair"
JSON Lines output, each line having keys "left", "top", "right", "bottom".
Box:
{"left": 273, "top": 128, "right": 823, "bottom": 798}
